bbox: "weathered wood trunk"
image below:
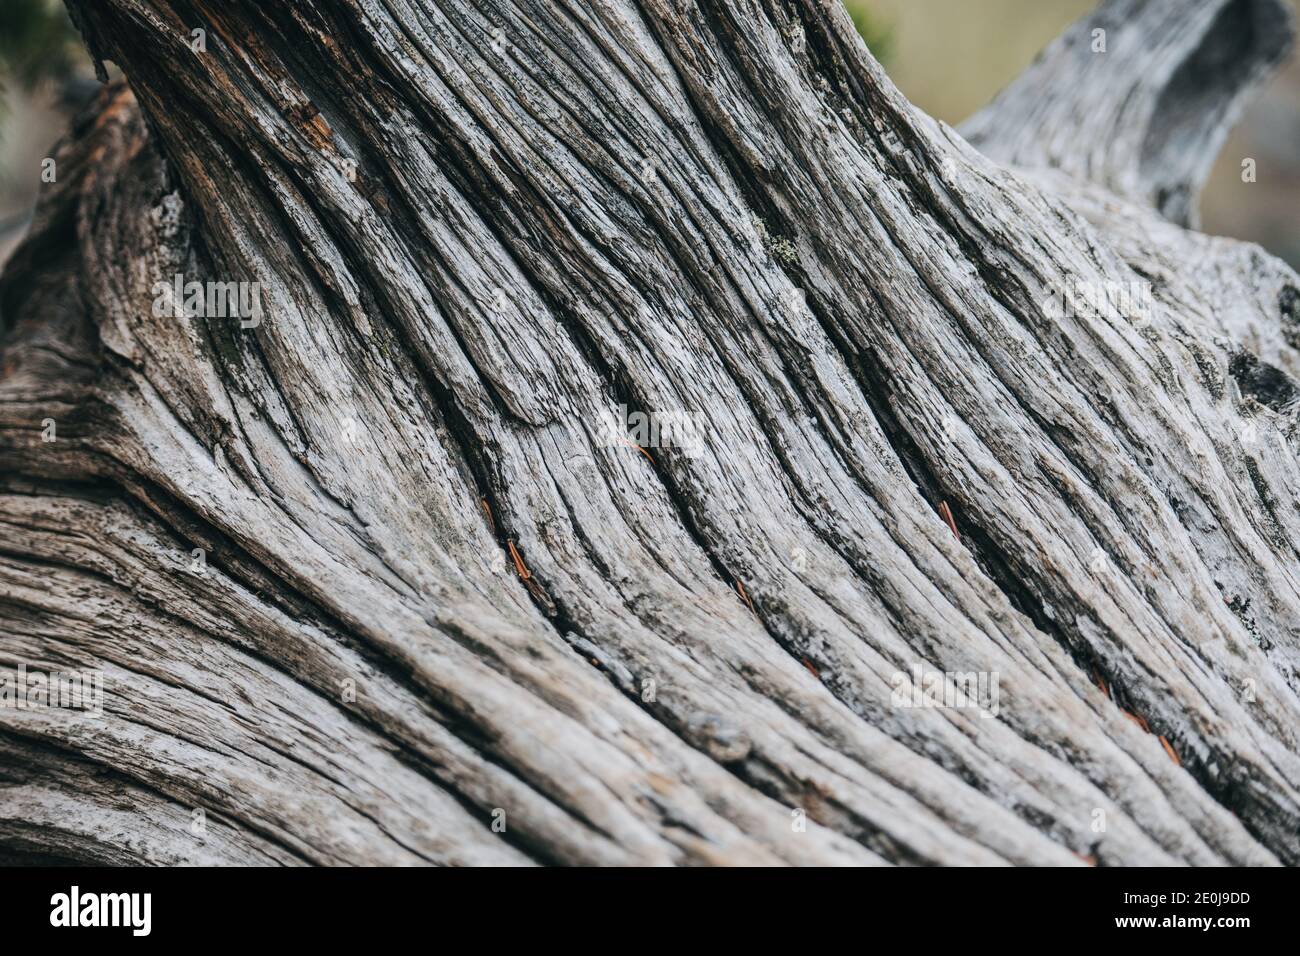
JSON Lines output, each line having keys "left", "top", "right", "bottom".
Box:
{"left": 2, "top": 0, "right": 1298, "bottom": 865}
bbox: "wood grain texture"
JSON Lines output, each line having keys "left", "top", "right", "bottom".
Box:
{"left": 1, "top": 0, "right": 1297, "bottom": 865}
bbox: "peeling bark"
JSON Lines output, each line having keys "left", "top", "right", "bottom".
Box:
{"left": 1, "top": 0, "right": 1298, "bottom": 865}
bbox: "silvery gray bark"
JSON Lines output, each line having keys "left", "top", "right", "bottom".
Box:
{"left": 1, "top": 0, "right": 1298, "bottom": 866}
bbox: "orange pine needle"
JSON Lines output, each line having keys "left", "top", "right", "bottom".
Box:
{"left": 938, "top": 500, "right": 959, "bottom": 540}
{"left": 736, "top": 580, "right": 755, "bottom": 613}
{"left": 801, "top": 657, "right": 820, "bottom": 679}
{"left": 621, "top": 437, "right": 655, "bottom": 466}
{"left": 507, "top": 539, "right": 531, "bottom": 580}
{"left": 1159, "top": 735, "right": 1181, "bottom": 766}
{"left": 480, "top": 497, "right": 495, "bottom": 534}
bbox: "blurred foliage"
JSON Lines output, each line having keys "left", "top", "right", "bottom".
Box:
{"left": 0, "top": 0, "right": 80, "bottom": 92}
{"left": 845, "top": 1, "right": 894, "bottom": 64}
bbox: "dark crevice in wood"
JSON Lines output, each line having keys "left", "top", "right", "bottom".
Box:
{"left": 1229, "top": 350, "right": 1300, "bottom": 414}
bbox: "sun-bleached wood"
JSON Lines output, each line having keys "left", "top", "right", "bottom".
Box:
{"left": 1, "top": 0, "right": 1297, "bottom": 865}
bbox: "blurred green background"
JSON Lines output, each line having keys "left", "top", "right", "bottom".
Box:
{"left": 2, "top": 0, "right": 1297, "bottom": 267}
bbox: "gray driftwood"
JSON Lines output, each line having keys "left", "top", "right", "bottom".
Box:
{"left": 2, "top": 0, "right": 1299, "bottom": 866}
